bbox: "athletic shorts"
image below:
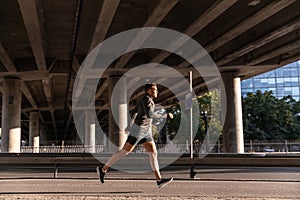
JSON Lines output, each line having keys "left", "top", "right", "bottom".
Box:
{"left": 126, "top": 125, "right": 153, "bottom": 145}
{"left": 126, "top": 134, "right": 153, "bottom": 146}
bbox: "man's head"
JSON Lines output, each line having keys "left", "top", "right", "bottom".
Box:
{"left": 145, "top": 83, "right": 158, "bottom": 98}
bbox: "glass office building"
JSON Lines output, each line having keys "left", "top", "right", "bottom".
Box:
{"left": 241, "top": 60, "right": 300, "bottom": 101}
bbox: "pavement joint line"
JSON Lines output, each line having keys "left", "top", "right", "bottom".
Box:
{"left": 1, "top": 177, "right": 299, "bottom": 183}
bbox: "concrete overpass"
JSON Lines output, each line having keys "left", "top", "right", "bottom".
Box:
{"left": 1, "top": 0, "right": 300, "bottom": 153}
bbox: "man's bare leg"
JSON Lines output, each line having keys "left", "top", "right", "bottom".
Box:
{"left": 97, "top": 142, "right": 135, "bottom": 184}
{"left": 143, "top": 141, "right": 173, "bottom": 188}
{"left": 142, "top": 141, "right": 161, "bottom": 180}
{"left": 102, "top": 142, "right": 135, "bottom": 172}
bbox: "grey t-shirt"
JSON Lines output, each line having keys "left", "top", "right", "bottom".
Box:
{"left": 130, "top": 94, "right": 167, "bottom": 134}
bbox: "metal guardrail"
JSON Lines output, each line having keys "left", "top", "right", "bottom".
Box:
{"left": 0, "top": 152, "right": 299, "bottom": 178}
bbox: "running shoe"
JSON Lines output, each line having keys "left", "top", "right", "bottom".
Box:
{"left": 157, "top": 177, "right": 173, "bottom": 188}
{"left": 96, "top": 167, "right": 106, "bottom": 184}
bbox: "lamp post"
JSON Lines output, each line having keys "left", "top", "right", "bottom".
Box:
{"left": 188, "top": 71, "right": 197, "bottom": 178}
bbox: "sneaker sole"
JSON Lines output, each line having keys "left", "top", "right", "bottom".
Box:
{"left": 158, "top": 177, "right": 173, "bottom": 188}
{"left": 96, "top": 167, "right": 103, "bottom": 183}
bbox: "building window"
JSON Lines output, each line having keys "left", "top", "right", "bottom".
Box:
{"left": 241, "top": 60, "right": 300, "bottom": 101}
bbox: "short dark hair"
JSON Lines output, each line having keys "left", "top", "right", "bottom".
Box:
{"left": 145, "top": 83, "right": 156, "bottom": 92}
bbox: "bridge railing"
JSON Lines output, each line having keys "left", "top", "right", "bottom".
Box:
{"left": 10, "top": 140, "right": 300, "bottom": 154}
{"left": 19, "top": 145, "right": 105, "bottom": 154}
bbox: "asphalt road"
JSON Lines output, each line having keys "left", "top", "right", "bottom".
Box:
{"left": 0, "top": 166, "right": 299, "bottom": 200}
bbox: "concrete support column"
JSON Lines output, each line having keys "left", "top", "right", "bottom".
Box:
{"left": 118, "top": 78, "right": 128, "bottom": 149}
{"left": 39, "top": 124, "right": 47, "bottom": 146}
{"left": 75, "top": 129, "right": 81, "bottom": 145}
{"left": 1, "top": 77, "right": 22, "bottom": 153}
{"left": 85, "top": 110, "right": 95, "bottom": 153}
{"left": 29, "top": 112, "right": 39, "bottom": 153}
{"left": 108, "top": 76, "right": 128, "bottom": 152}
{"left": 221, "top": 71, "right": 244, "bottom": 153}
{"left": 90, "top": 123, "right": 95, "bottom": 153}
{"left": 77, "top": 121, "right": 85, "bottom": 145}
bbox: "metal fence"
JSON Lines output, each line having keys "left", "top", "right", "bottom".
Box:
{"left": 20, "top": 145, "right": 104, "bottom": 154}
{"left": 11, "top": 140, "right": 300, "bottom": 154}
{"left": 244, "top": 140, "right": 300, "bottom": 153}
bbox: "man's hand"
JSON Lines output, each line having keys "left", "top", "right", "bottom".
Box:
{"left": 168, "top": 113, "right": 174, "bottom": 119}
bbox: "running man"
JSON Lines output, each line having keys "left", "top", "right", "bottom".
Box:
{"left": 97, "top": 83, "right": 174, "bottom": 188}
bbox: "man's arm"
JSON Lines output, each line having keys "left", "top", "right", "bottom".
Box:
{"left": 143, "top": 97, "right": 172, "bottom": 119}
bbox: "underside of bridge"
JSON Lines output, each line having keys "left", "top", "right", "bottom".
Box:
{"left": 0, "top": 0, "right": 300, "bottom": 145}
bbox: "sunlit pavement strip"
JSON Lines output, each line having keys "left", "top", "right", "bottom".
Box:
{"left": 0, "top": 179, "right": 299, "bottom": 200}
{"left": 0, "top": 196, "right": 298, "bottom": 200}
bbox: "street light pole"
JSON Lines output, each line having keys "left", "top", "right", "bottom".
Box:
{"left": 190, "top": 71, "right": 193, "bottom": 160}
{"left": 189, "top": 71, "right": 197, "bottom": 178}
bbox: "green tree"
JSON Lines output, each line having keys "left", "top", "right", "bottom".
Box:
{"left": 166, "top": 90, "right": 300, "bottom": 143}
{"left": 242, "top": 91, "right": 300, "bottom": 140}
{"left": 284, "top": 96, "right": 300, "bottom": 140}
{"left": 165, "top": 90, "right": 222, "bottom": 144}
